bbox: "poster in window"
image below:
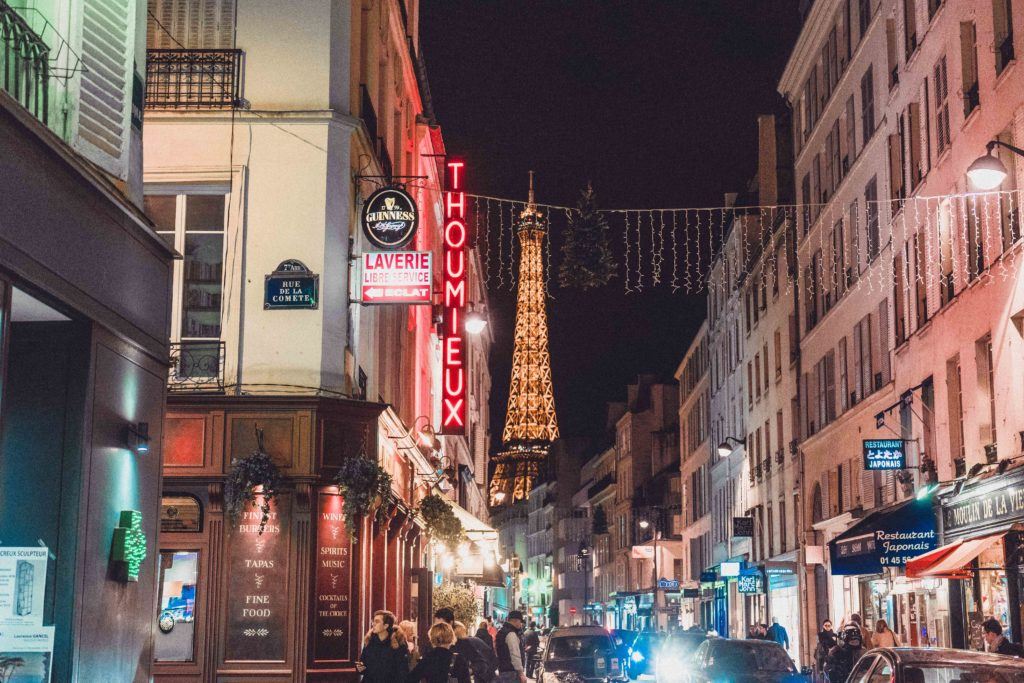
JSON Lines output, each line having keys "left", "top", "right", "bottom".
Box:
{"left": 0, "top": 548, "right": 48, "bottom": 626}
{"left": 0, "top": 625, "right": 54, "bottom": 682}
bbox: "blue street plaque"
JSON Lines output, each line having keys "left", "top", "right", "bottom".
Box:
{"left": 265, "top": 260, "right": 319, "bottom": 310}
{"left": 657, "top": 578, "right": 680, "bottom": 590}
{"left": 863, "top": 439, "right": 906, "bottom": 470}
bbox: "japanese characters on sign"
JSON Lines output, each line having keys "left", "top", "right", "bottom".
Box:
{"left": 360, "top": 251, "right": 432, "bottom": 304}
{"left": 863, "top": 439, "right": 906, "bottom": 470}
{"left": 441, "top": 160, "right": 467, "bottom": 435}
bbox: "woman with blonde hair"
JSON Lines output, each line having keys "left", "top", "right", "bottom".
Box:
{"left": 406, "top": 622, "right": 471, "bottom": 683}
{"left": 874, "top": 619, "right": 901, "bottom": 647}
{"left": 399, "top": 619, "right": 421, "bottom": 668}
{"left": 356, "top": 610, "right": 408, "bottom": 682}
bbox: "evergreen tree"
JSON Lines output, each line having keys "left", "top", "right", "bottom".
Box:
{"left": 558, "top": 184, "right": 617, "bottom": 290}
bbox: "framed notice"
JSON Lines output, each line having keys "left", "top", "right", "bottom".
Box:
{"left": 0, "top": 548, "right": 48, "bottom": 626}
{"left": 0, "top": 625, "right": 54, "bottom": 682}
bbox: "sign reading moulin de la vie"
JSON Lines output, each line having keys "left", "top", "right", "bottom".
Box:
{"left": 360, "top": 251, "right": 432, "bottom": 304}
{"left": 441, "top": 159, "right": 467, "bottom": 435}
{"left": 225, "top": 494, "right": 289, "bottom": 662}
{"left": 863, "top": 439, "right": 906, "bottom": 470}
{"left": 361, "top": 186, "right": 419, "bottom": 249}
{"left": 265, "top": 259, "right": 319, "bottom": 310}
{"left": 313, "top": 491, "right": 354, "bottom": 663}
{"left": 944, "top": 471, "right": 1024, "bottom": 535}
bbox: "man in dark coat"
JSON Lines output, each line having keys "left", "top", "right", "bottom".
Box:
{"left": 476, "top": 620, "right": 495, "bottom": 650}
{"left": 523, "top": 621, "right": 542, "bottom": 677}
{"left": 825, "top": 624, "right": 864, "bottom": 683}
{"left": 983, "top": 618, "right": 1024, "bottom": 656}
{"left": 495, "top": 611, "right": 527, "bottom": 683}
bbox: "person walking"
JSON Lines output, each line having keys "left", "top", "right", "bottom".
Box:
{"left": 406, "top": 622, "right": 472, "bottom": 683}
{"left": 495, "top": 610, "right": 528, "bottom": 683}
{"left": 982, "top": 618, "right": 1024, "bottom": 656}
{"left": 454, "top": 621, "right": 498, "bottom": 683}
{"left": 873, "top": 619, "right": 900, "bottom": 648}
{"left": 523, "top": 621, "right": 541, "bottom": 677}
{"left": 814, "top": 619, "right": 837, "bottom": 676}
{"left": 476, "top": 620, "right": 495, "bottom": 651}
{"left": 824, "top": 624, "right": 865, "bottom": 683}
{"left": 766, "top": 618, "right": 790, "bottom": 650}
{"left": 847, "top": 613, "right": 873, "bottom": 650}
{"left": 357, "top": 610, "right": 409, "bottom": 683}
{"left": 421, "top": 607, "right": 456, "bottom": 659}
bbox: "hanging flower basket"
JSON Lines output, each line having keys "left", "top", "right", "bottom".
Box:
{"left": 334, "top": 452, "right": 393, "bottom": 535}
{"left": 432, "top": 582, "right": 480, "bottom": 625}
{"left": 417, "top": 493, "right": 466, "bottom": 550}
{"left": 224, "top": 426, "right": 283, "bottom": 535}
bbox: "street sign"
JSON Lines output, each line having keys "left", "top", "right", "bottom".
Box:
{"left": 265, "top": 259, "right": 319, "bottom": 309}
{"left": 732, "top": 516, "right": 754, "bottom": 537}
{"left": 631, "top": 545, "right": 655, "bottom": 559}
{"left": 699, "top": 570, "right": 717, "bottom": 583}
{"left": 863, "top": 439, "right": 906, "bottom": 470}
{"left": 657, "top": 578, "right": 680, "bottom": 590}
{"left": 737, "top": 571, "right": 764, "bottom": 594}
{"left": 682, "top": 588, "right": 700, "bottom": 598}
{"left": 720, "top": 561, "right": 741, "bottom": 577}
{"left": 360, "top": 251, "right": 432, "bottom": 304}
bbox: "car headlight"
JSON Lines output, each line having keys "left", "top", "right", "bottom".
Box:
{"left": 630, "top": 650, "right": 645, "bottom": 663}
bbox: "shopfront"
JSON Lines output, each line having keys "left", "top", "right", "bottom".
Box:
{"left": 828, "top": 497, "right": 944, "bottom": 646}
{"left": 765, "top": 560, "right": 801, "bottom": 664}
{"left": 907, "top": 467, "right": 1024, "bottom": 650}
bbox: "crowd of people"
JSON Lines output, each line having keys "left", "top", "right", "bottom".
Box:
{"left": 357, "top": 607, "right": 542, "bottom": 683}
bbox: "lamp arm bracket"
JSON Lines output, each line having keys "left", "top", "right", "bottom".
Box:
{"left": 988, "top": 140, "right": 1024, "bottom": 159}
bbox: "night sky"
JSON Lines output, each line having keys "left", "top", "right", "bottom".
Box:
{"left": 420, "top": 2, "right": 803, "bottom": 443}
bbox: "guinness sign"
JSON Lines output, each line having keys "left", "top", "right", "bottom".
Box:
{"left": 361, "top": 187, "right": 419, "bottom": 249}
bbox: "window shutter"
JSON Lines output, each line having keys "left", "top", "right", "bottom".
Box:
{"left": 860, "top": 469, "right": 877, "bottom": 509}
{"left": 878, "top": 299, "right": 891, "bottom": 384}
{"left": 821, "top": 473, "right": 831, "bottom": 520}
{"left": 75, "top": 0, "right": 137, "bottom": 180}
{"left": 148, "top": 0, "right": 235, "bottom": 48}
{"left": 843, "top": 458, "right": 855, "bottom": 510}
{"left": 853, "top": 320, "right": 863, "bottom": 401}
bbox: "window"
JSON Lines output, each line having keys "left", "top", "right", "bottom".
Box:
{"left": 946, "top": 354, "right": 965, "bottom": 464}
{"left": 147, "top": 0, "right": 237, "bottom": 49}
{"left": 861, "top": 66, "right": 876, "bottom": 144}
{"left": 907, "top": 101, "right": 924, "bottom": 188}
{"left": 996, "top": 130, "right": 1021, "bottom": 247}
{"left": 774, "top": 329, "right": 783, "bottom": 377}
{"left": 895, "top": 246, "right": 908, "bottom": 344}
{"left": 904, "top": 0, "right": 918, "bottom": 58}
{"left": 976, "top": 335, "right": 998, "bottom": 448}
{"left": 839, "top": 336, "right": 849, "bottom": 411}
{"left": 779, "top": 500, "right": 787, "bottom": 553}
{"left": 993, "top": 0, "right": 1015, "bottom": 75}
{"left": 961, "top": 22, "right": 980, "bottom": 117}
{"left": 865, "top": 177, "right": 880, "bottom": 260}
{"left": 966, "top": 194, "right": 983, "bottom": 280}
{"left": 145, "top": 191, "right": 227, "bottom": 381}
{"left": 848, "top": 199, "right": 861, "bottom": 280}
{"left": 845, "top": 95, "right": 857, "bottom": 166}
{"left": 747, "top": 362, "right": 754, "bottom": 407}
{"left": 888, "top": 128, "right": 905, "bottom": 201}
{"left": 767, "top": 502, "right": 775, "bottom": 558}
{"left": 801, "top": 174, "right": 813, "bottom": 235}
{"left": 813, "top": 153, "right": 824, "bottom": 216}
{"left": 855, "top": 314, "right": 873, "bottom": 399}
{"left": 859, "top": 0, "right": 874, "bottom": 37}
{"left": 763, "top": 342, "right": 770, "bottom": 390}
{"left": 939, "top": 199, "right": 955, "bottom": 304}
{"left": 934, "top": 56, "right": 950, "bottom": 154}
{"left": 914, "top": 232, "right": 928, "bottom": 327}
{"left": 155, "top": 550, "right": 200, "bottom": 661}
{"left": 928, "top": 0, "right": 943, "bottom": 19}
{"left": 833, "top": 218, "right": 846, "bottom": 299}
{"left": 886, "top": 19, "right": 899, "bottom": 88}
{"left": 755, "top": 354, "right": 762, "bottom": 399}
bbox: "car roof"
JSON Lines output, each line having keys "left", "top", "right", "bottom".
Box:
{"left": 713, "top": 639, "right": 785, "bottom": 648}
{"left": 549, "top": 626, "right": 612, "bottom": 638}
{"left": 873, "top": 647, "right": 1024, "bottom": 668}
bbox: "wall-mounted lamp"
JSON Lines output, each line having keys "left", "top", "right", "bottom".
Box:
{"left": 465, "top": 303, "right": 488, "bottom": 335}
{"left": 716, "top": 436, "right": 746, "bottom": 458}
{"left": 126, "top": 422, "right": 150, "bottom": 455}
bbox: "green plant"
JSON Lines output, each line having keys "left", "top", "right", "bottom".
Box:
{"left": 433, "top": 582, "right": 479, "bottom": 625}
{"left": 335, "top": 452, "right": 393, "bottom": 535}
{"left": 224, "top": 426, "right": 283, "bottom": 535}
{"left": 418, "top": 493, "right": 465, "bottom": 549}
{"left": 558, "top": 184, "right": 617, "bottom": 290}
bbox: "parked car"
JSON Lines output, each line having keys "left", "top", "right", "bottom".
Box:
{"left": 687, "top": 638, "right": 806, "bottom": 683}
{"left": 627, "top": 631, "right": 665, "bottom": 679}
{"left": 537, "top": 625, "right": 628, "bottom": 683}
{"left": 655, "top": 631, "right": 709, "bottom": 683}
{"left": 847, "top": 647, "right": 1024, "bottom": 683}
{"left": 612, "top": 630, "right": 639, "bottom": 660}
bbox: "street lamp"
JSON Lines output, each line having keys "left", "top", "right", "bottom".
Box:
{"left": 967, "top": 140, "right": 1024, "bottom": 190}
{"left": 465, "top": 303, "right": 488, "bottom": 334}
{"left": 638, "top": 519, "right": 650, "bottom": 530}
{"left": 717, "top": 436, "right": 746, "bottom": 458}
{"left": 577, "top": 543, "right": 591, "bottom": 624}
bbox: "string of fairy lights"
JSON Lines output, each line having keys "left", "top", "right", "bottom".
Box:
{"left": 467, "top": 188, "right": 1024, "bottom": 302}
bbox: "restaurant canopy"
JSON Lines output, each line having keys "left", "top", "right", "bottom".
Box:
{"left": 829, "top": 497, "right": 938, "bottom": 575}
{"left": 905, "top": 532, "right": 1005, "bottom": 579}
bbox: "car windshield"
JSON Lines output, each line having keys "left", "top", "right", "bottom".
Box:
{"left": 710, "top": 642, "right": 795, "bottom": 673}
{"left": 903, "top": 665, "right": 1024, "bottom": 683}
{"left": 548, "top": 636, "right": 611, "bottom": 659}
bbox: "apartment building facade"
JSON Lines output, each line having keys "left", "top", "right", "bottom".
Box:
{"left": 141, "top": 1, "right": 493, "bottom": 679}
{"left": 572, "top": 441, "right": 617, "bottom": 627}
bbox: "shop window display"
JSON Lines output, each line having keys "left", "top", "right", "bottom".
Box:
{"left": 155, "top": 551, "right": 200, "bottom": 662}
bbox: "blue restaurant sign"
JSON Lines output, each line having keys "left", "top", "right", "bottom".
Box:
{"left": 830, "top": 497, "right": 938, "bottom": 575}
{"left": 863, "top": 439, "right": 906, "bottom": 470}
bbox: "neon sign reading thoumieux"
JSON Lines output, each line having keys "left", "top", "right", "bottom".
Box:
{"left": 442, "top": 159, "right": 467, "bottom": 435}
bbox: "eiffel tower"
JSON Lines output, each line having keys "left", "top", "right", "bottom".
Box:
{"left": 489, "top": 172, "right": 559, "bottom": 505}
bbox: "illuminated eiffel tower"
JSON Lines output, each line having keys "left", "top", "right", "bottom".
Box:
{"left": 489, "top": 172, "right": 559, "bottom": 505}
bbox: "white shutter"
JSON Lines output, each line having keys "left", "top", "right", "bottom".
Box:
{"left": 860, "top": 469, "right": 877, "bottom": 509}
{"left": 76, "top": 0, "right": 136, "bottom": 180}
{"left": 147, "top": 0, "right": 234, "bottom": 48}
{"left": 821, "top": 473, "right": 831, "bottom": 520}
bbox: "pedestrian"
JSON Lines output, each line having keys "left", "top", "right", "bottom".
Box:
{"left": 454, "top": 620, "right": 498, "bottom": 683}
{"left": 982, "top": 618, "right": 1024, "bottom": 656}
{"left": 873, "top": 619, "right": 901, "bottom": 648}
{"left": 848, "top": 613, "right": 873, "bottom": 650}
{"left": 487, "top": 616, "right": 498, "bottom": 642}
{"left": 495, "top": 609, "right": 528, "bottom": 683}
{"left": 814, "top": 619, "right": 837, "bottom": 675}
{"left": 421, "top": 607, "right": 456, "bottom": 659}
{"left": 824, "top": 624, "right": 865, "bottom": 683}
{"left": 406, "top": 622, "right": 472, "bottom": 683}
{"left": 523, "top": 621, "right": 541, "bottom": 677}
{"left": 399, "top": 620, "right": 421, "bottom": 669}
{"left": 356, "top": 610, "right": 409, "bottom": 683}
{"left": 766, "top": 617, "right": 790, "bottom": 649}
{"left": 476, "top": 620, "right": 495, "bottom": 650}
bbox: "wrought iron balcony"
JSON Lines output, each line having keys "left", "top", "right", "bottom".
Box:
{"left": 168, "top": 341, "right": 225, "bottom": 393}
{"left": 145, "top": 49, "right": 242, "bottom": 109}
{"left": 0, "top": 1, "right": 50, "bottom": 124}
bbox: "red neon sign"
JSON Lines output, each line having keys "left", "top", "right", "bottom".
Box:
{"left": 441, "top": 159, "right": 467, "bottom": 435}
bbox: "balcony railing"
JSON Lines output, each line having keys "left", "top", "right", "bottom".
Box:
{"left": 168, "top": 341, "right": 225, "bottom": 393}
{"left": 0, "top": 1, "right": 49, "bottom": 124}
{"left": 146, "top": 49, "right": 242, "bottom": 109}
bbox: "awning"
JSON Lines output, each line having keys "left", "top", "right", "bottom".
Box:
{"left": 905, "top": 532, "right": 1005, "bottom": 579}
{"left": 473, "top": 561, "right": 508, "bottom": 588}
{"left": 829, "top": 497, "right": 938, "bottom": 575}
{"left": 440, "top": 494, "right": 498, "bottom": 539}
